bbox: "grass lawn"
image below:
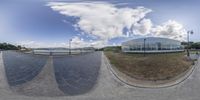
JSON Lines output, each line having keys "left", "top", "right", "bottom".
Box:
{"left": 105, "top": 51, "right": 193, "bottom": 81}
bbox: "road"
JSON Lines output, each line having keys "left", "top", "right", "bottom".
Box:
{"left": 0, "top": 51, "right": 200, "bottom": 100}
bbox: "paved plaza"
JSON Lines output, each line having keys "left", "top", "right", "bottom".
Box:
{"left": 53, "top": 52, "right": 101, "bottom": 95}
{"left": 0, "top": 51, "right": 200, "bottom": 100}
{"left": 3, "top": 51, "right": 48, "bottom": 86}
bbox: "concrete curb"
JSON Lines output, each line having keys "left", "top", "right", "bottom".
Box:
{"left": 103, "top": 52, "right": 198, "bottom": 88}
{"left": 0, "top": 51, "right": 13, "bottom": 94}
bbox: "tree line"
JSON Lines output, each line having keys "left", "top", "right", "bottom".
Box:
{"left": 190, "top": 42, "right": 200, "bottom": 49}
{"left": 181, "top": 42, "right": 200, "bottom": 49}
{"left": 0, "top": 43, "right": 22, "bottom": 50}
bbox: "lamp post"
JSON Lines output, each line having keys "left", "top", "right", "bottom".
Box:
{"left": 187, "top": 30, "right": 194, "bottom": 57}
{"left": 69, "top": 39, "right": 72, "bottom": 55}
{"left": 144, "top": 38, "right": 146, "bottom": 57}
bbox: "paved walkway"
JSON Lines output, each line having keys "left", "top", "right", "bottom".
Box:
{"left": 0, "top": 51, "right": 199, "bottom": 100}
{"left": 3, "top": 51, "right": 47, "bottom": 86}
{"left": 53, "top": 52, "right": 101, "bottom": 95}
{"left": 10, "top": 56, "right": 65, "bottom": 97}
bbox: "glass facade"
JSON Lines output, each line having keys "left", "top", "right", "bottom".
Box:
{"left": 122, "top": 37, "right": 184, "bottom": 53}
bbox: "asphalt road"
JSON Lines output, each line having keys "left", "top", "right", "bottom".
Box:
{"left": 2, "top": 51, "right": 48, "bottom": 86}
{"left": 53, "top": 52, "right": 101, "bottom": 95}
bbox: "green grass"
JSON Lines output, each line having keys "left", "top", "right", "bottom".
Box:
{"left": 105, "top": 51, "right": 193, "bottom": 81}
{"left": 190, "top": 50, "right": 200, "bottom": 54}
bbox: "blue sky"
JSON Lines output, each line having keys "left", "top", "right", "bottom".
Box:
{"left": 0, "top": 0, "right": 199, "bottom": 48}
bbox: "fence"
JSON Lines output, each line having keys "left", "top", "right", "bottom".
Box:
{"left": 31, "top": 49, "right": 95, "bottom": 56}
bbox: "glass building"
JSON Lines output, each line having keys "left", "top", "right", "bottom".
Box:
{"left": 122, "top": 37, "right": 184, "bottom": 53}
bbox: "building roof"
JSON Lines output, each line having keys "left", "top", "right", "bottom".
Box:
{"left": 122, "top": 37, "right": 181, "bottom": 45}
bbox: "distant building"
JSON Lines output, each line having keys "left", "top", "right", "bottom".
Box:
{"left": 122, "top": 37, "right": 184, "bottom": 53}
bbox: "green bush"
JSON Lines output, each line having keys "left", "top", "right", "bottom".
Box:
{"left": 103, "top": 46, "right": 121, "bottom": 52}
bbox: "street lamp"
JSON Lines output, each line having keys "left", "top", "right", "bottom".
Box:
{"left": 144, "top": 38, "right": 146, "bottom": 57}
{"left": 187, "top": 30, "right": 194, "bottom": 57}
{"left": 69, "top": 39, "right": 72, "bottom": 55}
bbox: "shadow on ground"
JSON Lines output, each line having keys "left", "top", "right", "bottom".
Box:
{"left": 53, "top": 52, "right": 101, "bottom": 95}
{"left": 2, "top": 51, "right": 102, "bottom": 96}
{"left": 3, "top": 51, "right": 48, "bottom": 86}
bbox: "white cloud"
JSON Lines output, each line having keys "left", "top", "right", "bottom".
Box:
{"left": 18, "top": 41, "right": 42, "bottom": 48}
{"left": 70, "top": 36, "right": 105, "bottom": 48}
{"left": 133, "top": 18, "right": 153, "bottom": 35}
{"left": 18, "top": 41, "right": 68, "bottom": 48}
{"left": 18, "top": 36, "right": 105, "bottom": 48}
{"left": 47, "top": 2, "right": 187, "bottom": 48}
{"left": 152, "top": 20, "right": 187, "bottom": 41}
{"left": 47, "top": 2, "right": 152, "bottom": 40}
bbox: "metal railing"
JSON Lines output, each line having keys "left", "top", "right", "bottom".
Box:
{"left": 31, "top": 49, "right": 95, "bottom": 56}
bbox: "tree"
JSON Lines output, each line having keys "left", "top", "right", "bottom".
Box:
{"left": 17, "top": 45, "right": 22, "bottom": 50}
{"left": 0, "top": 43, "right": 19, "bottom": 50}
{"left": 190, "top": 42, "right": 200, "bottom": 49}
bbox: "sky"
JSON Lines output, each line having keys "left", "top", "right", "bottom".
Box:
{"left": 0, "top": 0, "right": 199, "bottom": 48}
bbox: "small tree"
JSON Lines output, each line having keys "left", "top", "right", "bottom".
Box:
{"left": 17, "top": 45, "right": 22, "bottom": 50}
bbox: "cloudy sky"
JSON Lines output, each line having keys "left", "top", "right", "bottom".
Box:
{"left": 0, "top": 0, "right": 199, "bottom": 48}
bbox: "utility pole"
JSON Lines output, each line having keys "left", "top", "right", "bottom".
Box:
{"left": 144, "top": 38, "right": 146, "bottom": 57}
{"left": 187, "top": 30, "right": 194, "bottom": 57}
{"left": 69, "top": 39, "right": 72, "bottom": 55}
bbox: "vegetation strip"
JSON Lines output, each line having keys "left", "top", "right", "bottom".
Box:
{"left": 104, "top": 52, "right": 198, "bottom": 88}
{"left": 105, "top": 52, "right": 192, "bottom": 81}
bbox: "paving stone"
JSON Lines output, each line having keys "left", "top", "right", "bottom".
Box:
{"left": 2, "top": 51, "right": 48, "bottom": 86}
{"left": 53, "top": 52, "right": 101, "bottom": 95}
